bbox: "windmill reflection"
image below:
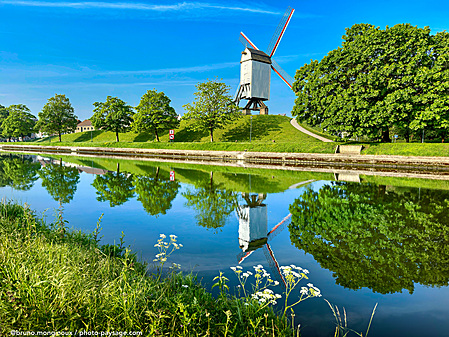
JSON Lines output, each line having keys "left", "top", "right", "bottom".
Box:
{"left": 236, "top": 180, "right": 315, "bottom": 289}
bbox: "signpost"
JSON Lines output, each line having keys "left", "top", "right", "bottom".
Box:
{"left": 169, "top": 129, "right": 174, "bottom": 142}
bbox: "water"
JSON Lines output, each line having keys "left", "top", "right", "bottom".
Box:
{"left": 1, "top": 153, "right": 448, "bottom": 337}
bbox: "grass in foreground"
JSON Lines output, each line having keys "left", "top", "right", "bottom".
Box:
{"left": 0, "top": 201, "right": 294, "bottom": 335}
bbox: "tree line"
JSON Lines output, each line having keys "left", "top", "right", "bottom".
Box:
{"left": 292, "top": 24, "right": 449, "bottom": 142}
{"left": 0, "top": 79, "right": 240, "bottom": 143}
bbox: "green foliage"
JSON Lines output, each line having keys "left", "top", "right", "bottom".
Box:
{"left": 38, "top": 162, "right": 80, "bottom": 204}
{"left": 36, "top": 94, "right": 78, "bottom": 142}
{"left": 293, "top": 24, "right": 449, "bottom": 142}
{"left": 0, "top": 155, "right": 40, "bottom": 190}
{"left": 182, "top": 172, "right": 238, "bottom": 230}
{"left": 133, "top": 89, "right": 179, "bottom": 142}
{"left": 288, "top": 181, "right": 449, "bottom": 294}
{"left": 133, "top": 168, "right": 180, "bottom": 216}
{"left": 1, "top": 104, "right": 35, "bottom": 140}
{"left": 0, "top": 104, "right": 9, "bottom": 135}
{"left": 183, "top": 78, "right": 241, "bottom": 142}
{"left": 92, "top": 164, "right": 135, "bottom": 207}
{"left": 91, "top": 96, "right": 134, "bottom": 142}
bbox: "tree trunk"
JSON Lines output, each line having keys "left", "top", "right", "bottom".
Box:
{"left": 155, "top": 129, "right": 159, "bottom": 142}
{"left": 381, "top": 128, "right": 391, "bottom": 143}
{"left": 116, "top": 131, "right": 119, "bottom": 142}
{"left": 404, "top": 129, "right": 410, "bottom": 143}
{"left": 155, "top": 167, "right": 159, "bottom": 180}
{"left": 59, "top": 132, "right": 62, "bottom": 142}
{"left": 116, "top": 163, "right": 120, "bottom": 174}
{"left": 210, "top": 128, "right": 213, "bottom": 142}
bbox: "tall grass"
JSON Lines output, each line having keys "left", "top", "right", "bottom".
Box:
{"left": 0, "top": 201, "right": 293, "bottom": 335}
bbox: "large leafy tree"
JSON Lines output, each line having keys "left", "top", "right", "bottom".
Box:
{"left": 183, "top": 172, "right": 238, "bottom": 230}
{"left": 288, "top": 181, "right": 449, "bottom": 294}
{"left": 1, "top": 104, "right": 35, "bottom": 141}
{"left": 92, "top": 163, "right": 135, "bottom": 207}
{"left": 1, "top": 155, "right": 40, "bottom": 191}
{"left": 133, "top": 90, "right": 179, "bottom": 142}
{"left": 183, "top": 78, "right": 240, "bottom": 142}
{"left": 91, "top": 96, "right": 134, "bottom": 142}
{"left": 293, "top": 24, "right": 449, "bottom": 142}
{"left": 133, "top": 167, "right": 180, "bottom": 216}
{"left": 0, "top": 104, "right": 9, "bottom": 136}
{"left": 39, "top": 162, "right": 80, "bottom": 204}
{"left": 36, "top": 94, "right": 78, "bottom": 142}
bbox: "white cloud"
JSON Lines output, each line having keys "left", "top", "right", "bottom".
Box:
{"left": 0, "top": 1, "right": 281, "bottom": 15}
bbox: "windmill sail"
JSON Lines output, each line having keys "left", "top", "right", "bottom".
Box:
{"left": 271, "top": 59, "right": 294, "bottom": 89}
{"left": 239, "top": 32, "right": 259, "bottom": 50}
{"left": 266, "top": 7, "right": 295, "bottom": 57}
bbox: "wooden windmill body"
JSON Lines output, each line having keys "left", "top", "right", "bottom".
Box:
{"left": 235, "top": 7, "right": 295, "bottom": 115}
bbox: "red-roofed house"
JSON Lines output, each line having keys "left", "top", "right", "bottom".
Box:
{"left": 76, "top": 119, "right": 95, "bottom": 133}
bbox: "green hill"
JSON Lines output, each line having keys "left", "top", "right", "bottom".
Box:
{"left": 32, "top": 115, "right": 337, "bottom": 153}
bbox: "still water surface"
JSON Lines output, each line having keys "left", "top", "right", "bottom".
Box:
{"left": 1, "top": 153, "right": 448, "bottom": 337}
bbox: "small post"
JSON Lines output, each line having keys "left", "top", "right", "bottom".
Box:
{"left": 422, "top": 128, "right": 425, "bottom": 143}
{"left": 91, "top": 130, "right": 93, "bottom": 142}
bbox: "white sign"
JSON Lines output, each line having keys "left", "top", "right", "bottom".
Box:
{"left": 169, "top": 129, "right": 175, "bottom": 140}
{"left": 170, "top": 170, "right": 175, "bottom": 181}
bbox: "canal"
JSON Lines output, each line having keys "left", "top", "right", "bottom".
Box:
{"left": 0, "top": 153, "right": 448, "bottom": 337}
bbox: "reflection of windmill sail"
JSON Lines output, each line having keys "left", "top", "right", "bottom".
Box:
{"left": 237, "top": 179, "right": 314, "bottom": 289}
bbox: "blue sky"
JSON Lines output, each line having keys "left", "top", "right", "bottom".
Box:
{"left": 0, "top": 0, "right": 448, "bottom": 121}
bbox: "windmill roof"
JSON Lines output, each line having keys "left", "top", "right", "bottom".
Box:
{"left": 241, "top": 48, "right": 272, "bottom": 64}
{"left": 77, "top": 119, "right": 92, "bottom": 127}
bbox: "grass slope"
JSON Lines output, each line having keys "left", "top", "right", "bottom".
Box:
{"left": 30, "top": 115, "right": 337, "bottom": 154}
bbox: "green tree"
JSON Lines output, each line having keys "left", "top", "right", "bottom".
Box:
{"left": 183, "top": 172, "right": 238, "bottom": 230}
{"left": 92, "top": 163, "right": 135, "bottom": 207}
{"left": 0, "top": 104, "right": 9, "bottom": 136}
{"left": 133, "top": 167, "right": 180, "bottom": 216}
{"left": 133, "top": 89, "right": 179, "bottom": 142}
{"left": 183, "top": 78, "right": 241, "bottom": 142}
{"left": 36, "top": 94, "right": 78, "bottom": 142}
{"left": 1, "top": 104, "right": 35, "bottom": 141}
{"left": 39, "top": 162, "right": 80, "bottom": 204}
{"left": 292, "top": 24, "right": 449, "bottom": 142}
{"left": 288, "top": 181, "right": 449, "bottom": 294}
{"left": 1, "top": 155, "right": 40, "bottom": 191}
{"left": 91, "top": 96, "right": 134, "bottom": 142}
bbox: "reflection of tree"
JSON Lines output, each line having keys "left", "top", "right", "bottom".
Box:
{"left": 183, "top": 172, "right": 238, "bottom": 230}
{"left": 133, "top": 167, "right": 180, "bottom": 216}
{"left": 0, "top": 155, "right": 40, "bottom": 190}
{"left": 92, "top": 163, "right": 134, "bottom": 207}
{"left": 289, "top": 182, "right": 449, "bottom": 294}
{"left": 39, "top": 162, "right": 80, "bottom": 203}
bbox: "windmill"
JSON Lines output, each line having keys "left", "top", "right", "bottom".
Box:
{"left": 235, "top": 7, "right": 295, "bottom": 115}
{"left": 236, "top": 179, "right": 315, "bottom": 288}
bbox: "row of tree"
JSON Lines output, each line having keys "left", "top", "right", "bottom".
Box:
{"left": 1, "top": 79, "right": 240, "bottom": 143}
{"left": 292, "top": 24, "right": 449, "bottom": 142}
{"left": 0, "top": 155, "right": 238, "bottom": 228}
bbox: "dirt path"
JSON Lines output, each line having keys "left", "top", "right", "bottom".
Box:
{"left": 290, "top": 118, "right": 333, "bottom": 142}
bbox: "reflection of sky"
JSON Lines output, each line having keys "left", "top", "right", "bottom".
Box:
{"left": 0, "top": 166, "right": 448, "bottom": 337}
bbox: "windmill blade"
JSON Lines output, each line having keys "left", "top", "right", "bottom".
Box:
{"left": 263, "top": 244, "right": 287, "bottom": 289}
{"left": 239, "top": 32, "right": 259, "bottom": 50}
{"left": 267, "top": 213, "right": 292, "bottom": 241}
{"left": 266, "top": 7, "right": 295, "bottom": 58}
{"left": 271, "top": 59, "right": 294, "bottom": 89}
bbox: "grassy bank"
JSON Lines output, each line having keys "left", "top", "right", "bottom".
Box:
{"left": 0, "top": 201, "right": 294, "bottom": 335}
